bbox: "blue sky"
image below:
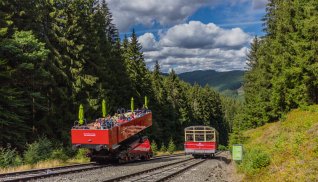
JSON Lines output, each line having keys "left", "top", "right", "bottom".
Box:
{"left": 107, "top": 0, "right": 268, "bottom": 73}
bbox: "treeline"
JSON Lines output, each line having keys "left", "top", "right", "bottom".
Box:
{"left": 0, "top": 0, "right": 233, "bottom": 152}
{"left": 235, "top": 0, "right": 318, "bottom": 130}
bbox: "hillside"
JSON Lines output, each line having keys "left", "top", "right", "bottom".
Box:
{"left": 178, "top": 70, "right": 244, "bottom": 97}
{"left": 238, "top": 105, "right": 318, "bottom": 181}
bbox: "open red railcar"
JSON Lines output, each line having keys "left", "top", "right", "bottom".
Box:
{"left": 71, "top": 111, "right": 152, "bottom": 163}
{"left": 184, "top": 126, "right": 219, "bottom": 158}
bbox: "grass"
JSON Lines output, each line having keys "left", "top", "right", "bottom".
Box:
{"left": 0, "top": 150, "right": 183, "bottom": 174}
{"left": 0, "top": 157, "right": 89, "bottom": 174}
{"left": 155, "top": 150, "right": 184, "bottom": 156}
{"left": 239, "top": 105, "right": 318, "bottom": 181}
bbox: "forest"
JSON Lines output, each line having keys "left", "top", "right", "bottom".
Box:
{"left": 0, "top": 0, "right": 238, "bottom": 162}
{"left": 233, "top": 0, "right": 318, "bottom": 131}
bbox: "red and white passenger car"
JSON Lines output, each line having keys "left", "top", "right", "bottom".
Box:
{"left": 184, "top": 126, "right": 219, "bottom": 158}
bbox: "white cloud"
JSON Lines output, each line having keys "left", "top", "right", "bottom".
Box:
{"left": 138, "top": 21, "right": 251, "bottom": 73}
{"left": 138, "top": 33, "right": 160, "bottom": 51}
{"left": 106, "top": 0, "right": 220, "bottom": 31}
{"left": 160, "top": 21, "right": 250, "bottom": 49}
{"left": 252, "top": 0, "right": 268, "bottom": 9}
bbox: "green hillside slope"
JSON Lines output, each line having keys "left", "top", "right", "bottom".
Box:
{"left": 238, "top": 105, "right": 318, "bottom": 181}
{"left": 178, "top": 70, "right": 244, "bottom": 98}
{"left": 178, "top": 70, "right": 244, "bottom": 91}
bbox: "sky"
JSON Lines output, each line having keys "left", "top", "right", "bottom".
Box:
{"left": 106, "top": 0, "right": 268, "bottom": 73}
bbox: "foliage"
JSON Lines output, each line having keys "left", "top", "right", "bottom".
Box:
{"left": 0, "top": 147, "right": 22, "bottom": 168}
{"left": 239, "top": 0, "right": 318, "bottom": 129}
{"left": 75, "top": 148, "right": 89, "bottom": 161}
{"left": 218, "top": 144, "right": 227, "bottom": 151}
{"left": 0, "top": 1, "right": 235, "bottom": 162}
{"left": 239, "top": 147, "right": 270, "bottom": 175}
{"left": 160, "top": 142, "right": 167, "bottom": 153}
{"left": 167, "top": 138, "right": 176, "bottom": 154}
{"left": 178, "top": 70, "right": 244, "bottom": 93}
{"left": 240, "top": 105, "right": 318, "bottom": 181}
{"left": 50, "top": 149, "right": 68, "bottom": 162}
{"left": 150, "top": 140, "right": 158, "bottom": 155}
{"left": 24, "top": 138, "right": 53, "bottom": 164}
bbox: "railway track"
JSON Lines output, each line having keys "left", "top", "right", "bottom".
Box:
{"left": 0, "top": 163, "right": 108, "bottom": 182}
{"left": 0, "top": 153, "right": 185, "bottom": 182}
{"left": 104, "top": 158, "right": 206, "bottom": 182}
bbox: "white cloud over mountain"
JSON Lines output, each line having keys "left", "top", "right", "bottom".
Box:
{"left": 138, "top": 21, "right": 251, "bottom": 73}
{"left": 106, "top": 0, "right": 266, "bottom": 73}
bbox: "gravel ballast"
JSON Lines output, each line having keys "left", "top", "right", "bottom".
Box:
{"left": 172, "top": 152, "right": 240, "bottom": 182}
{"left": 36, "top": 156, "right": 190, "bottom": 182}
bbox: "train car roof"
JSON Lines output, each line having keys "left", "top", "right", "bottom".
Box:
{"left": 184, "top": 125, "right": 217, "bottom": 131}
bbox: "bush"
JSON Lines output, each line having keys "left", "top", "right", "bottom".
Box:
{"left": 50, "top": 149, "right": 68, "bottom": 162}
{"left": 218, "top": 144, "right": 227, "bottom": 151}
{"left": 151, "top": 140, "right": 158, "bottom": 155}
{"left": 0, "top": 147, "right": 22, "bottom": 167}
{"left": 167, "top": 138, "right": 176, "bottom": 154}
{"left": 160, "top": 142, "right": 167, "bottom": 153}
{"left": 75, "top": 148, "right": 89, "bottom": 160}
{"left": 240, "top": 148, "right": 270, "bottom": 174}
{"left": 24, "top": 138, "right": 53, "bottom": 164}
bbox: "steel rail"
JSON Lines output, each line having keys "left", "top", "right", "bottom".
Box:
{"left": 0, "top": 153, "right": 185, "bottom": 182}
{"left": 0, "top": 163, "right": 108, "bottom": 182}
{"left": 103, "top": 158, "right": 198, "bottom": 182}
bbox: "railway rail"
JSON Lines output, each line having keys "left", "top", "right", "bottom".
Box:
{"left": 0, "top": 163, "right": 107, "bottom": 182}
{"left": 104, "top": 158, "right": 206, "bottom": 182}
{"left": 0, "top": 153, "right": 185, "bottom": 182}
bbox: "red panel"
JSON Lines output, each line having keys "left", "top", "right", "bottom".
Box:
{"left": 71, "top": 113, "right": 152, "bottom": 147}
{"left": 117, "top": 113, "right": 152, "bottom": 143}
{"left": 184, "top": 142, "right": 216, "bottom": 150}
{"left": 131, "top": 139, "right": 152, "bottom": 154}
{"left": 71, "top": 129, "right": 110, "bottom": 145}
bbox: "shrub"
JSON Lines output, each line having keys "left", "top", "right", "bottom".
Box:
{"left": 151, "top": 140, "right": 158, "bottom": 155}
{"left": 167, "top": 138, "right": 176, "bottom": 154}
{"left": 75, "top": 148, "right": 89, "bottom": 160}
{"left": 160, "top": 142, "right": 167, "bottom": 153}
{"left": 50, "top": 149, "right": 68, "bottom": 162}
{"left": 240, "top": 148, "right": 271, "bottom": 175}
{"left": 218, "top": 144, "right": 227, "bottom": 151}
{"left": 24, "top": 138, "right": 53, "bottom": 164}
{"left": 0, "top": 147, "right": 22, "bottom": 167}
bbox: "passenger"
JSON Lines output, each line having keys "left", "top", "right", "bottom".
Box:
{"left": 93, "top": 119, "right": 101, "bottom": 129}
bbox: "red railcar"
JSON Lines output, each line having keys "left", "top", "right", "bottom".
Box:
{"left": 71, "top": 110, "right": 152, "bottom": 163}
{"left": 184, "top": 126, "right": 219, "bottom": 158}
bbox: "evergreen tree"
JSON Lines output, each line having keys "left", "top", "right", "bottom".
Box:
{"left": 167, "top": 138, "right": 176, "bottom": 154}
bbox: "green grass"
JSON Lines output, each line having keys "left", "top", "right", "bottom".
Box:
{"left": 238, "top": 105, "right": 318, "bottom": 181}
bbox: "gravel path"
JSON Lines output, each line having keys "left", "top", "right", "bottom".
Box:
{"left": 36, "top": 156, "right": 190, "bottom": 182}
{"left": 172, "top": 152, "right": 240, "bottom": 182}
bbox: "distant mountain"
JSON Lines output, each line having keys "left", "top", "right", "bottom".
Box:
{"left": 178, "top": 70, "right": 245, "bottom": 97}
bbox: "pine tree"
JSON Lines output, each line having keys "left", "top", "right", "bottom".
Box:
{"left": 150, "top": 140, "right": 158, "bottom": 155}
{"left": 167, "top": 138, "right": 176, "bottom": 154}
{"left": 160, "top": 142, "right": 167, "bottom": 153}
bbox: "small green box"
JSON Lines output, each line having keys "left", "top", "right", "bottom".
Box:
{"left": 232, "top": 144, "right": 243, "bottom": 161}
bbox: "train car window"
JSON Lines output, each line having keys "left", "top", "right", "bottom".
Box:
{"left": 195, "top": 134, "right": 205, "bottom": 141}
{"left": 186, "top": 134, "right": 194, "bottom": 141}
{"left": 206, "top": 134, "right": 215, "bottom": 141}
